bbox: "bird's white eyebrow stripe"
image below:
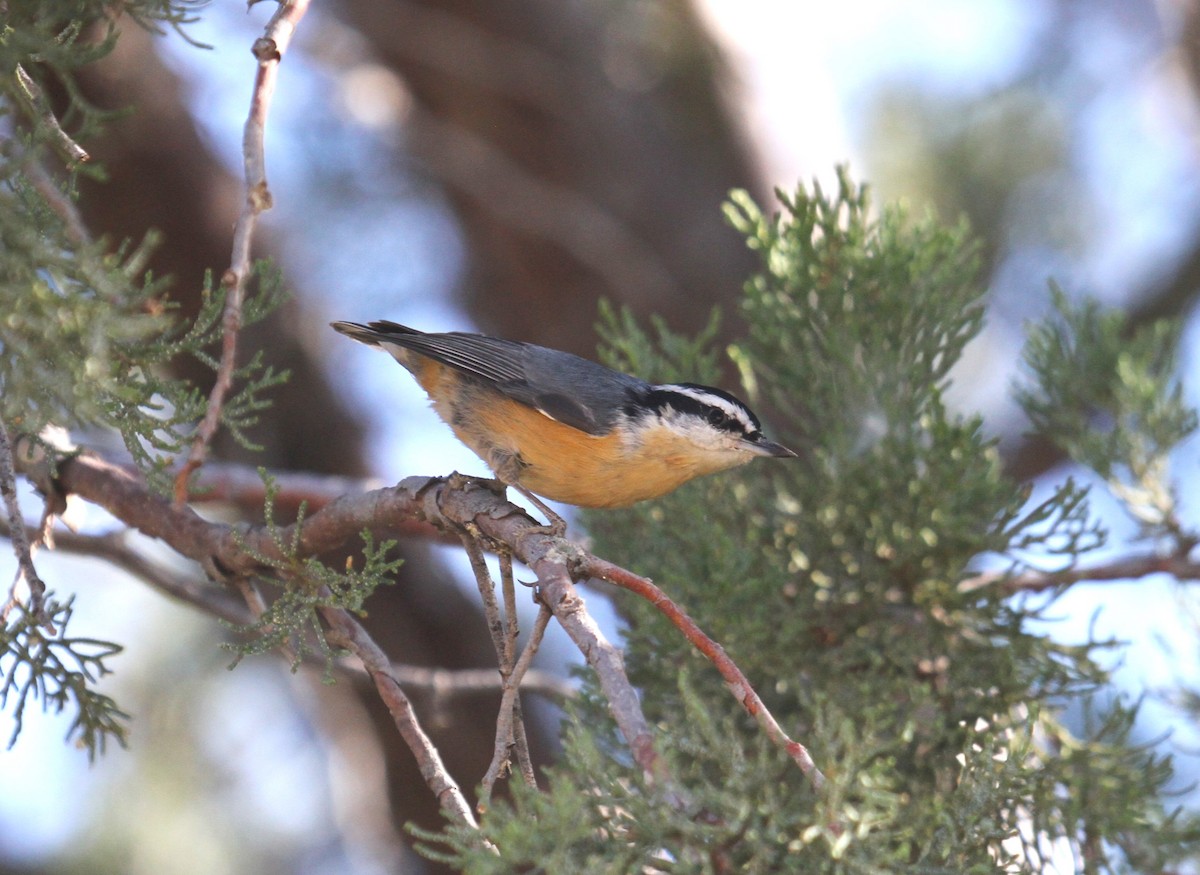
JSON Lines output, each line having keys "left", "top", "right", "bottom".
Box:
{"left": 651, "top": 384, "right": 757, "bottom": 431}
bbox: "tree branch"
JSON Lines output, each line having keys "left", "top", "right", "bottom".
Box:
{"left": 480, "top": 603, "right": 551, "bottom": 808}
{"left": 1, "top": 518, "right": 576, "bottom": 703}
{"left": 14, "top": 448, "right": 826, "bottom": 809}
{"left": 321, "top": 606, "right": 479, "bottom": 829}
{"left": 15, "top": 446, "right": 476, "bottom": 828}
{"left": 38, "top": 526, "right": 250, "bottom": 625}
{"left": 458, "top": 530, "right": 540, "bottom": 799}
{"left": 499, "top": 552, "right": 537, "bottom": 788}
{"left": 960, "top": 552, "right": 1200, "bottom": 595}
{"left": 176, "top": 0, "right": 311, "bottom": 502}
{"left": 582, "top": 555, "right": 827, "bottom": 792}
{"left": 424, "top": 476, "right": 677, "bottom": 792}
{"left": 388, "top": 662, "right": 572, "bottom": 702}
{"left": 0, "top": 417, "right": 48, "bottom": 624}
{"left": 13, "top": 64, "right": 89, "bottom": 165}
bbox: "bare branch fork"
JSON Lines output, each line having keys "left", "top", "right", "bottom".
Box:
{"left": 175, "top": 0, "right": 311, "bottom": 503}
{"left": 459, "top": 532, "right": 543, "bottom": 809}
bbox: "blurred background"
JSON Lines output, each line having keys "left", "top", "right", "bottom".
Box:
{"left": 5, "top": 1, "right": 1200, "bottom": 872}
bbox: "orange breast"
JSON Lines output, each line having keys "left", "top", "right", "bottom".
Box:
{"left": 401, "top": 358, "right": 723, "bottom": 507}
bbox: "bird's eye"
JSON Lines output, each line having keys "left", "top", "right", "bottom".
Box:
{"left": 709, "top": 410, "right": 738, "bottom": 432}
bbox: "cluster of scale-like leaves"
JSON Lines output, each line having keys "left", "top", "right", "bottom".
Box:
{"left": 0, "top": 0, "right": 271, "bottom": 495}
{"left": 221, "top": 472, "right": 404, "bottom": 678}
{"left": 1, "top": 1, "right": 207, "bottom": 80}
{"left": 2, "top": 1, "right": 209, "bottom": 166}
{"left": 0, "top": 165, "right": 288, "bottom": 489}
{"left": 1017, "top": 285, "right": 1197, "bottom": 537}
{"left": 0, "top": 2, "right": 287, "bottom": 758}
{"left": 426, "top": 171, "right": 1200, "bottom": 872}
{"left": 0, "top": 596, "right": 128, "bottom": 760}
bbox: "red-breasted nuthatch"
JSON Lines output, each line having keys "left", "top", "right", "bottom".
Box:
{"left": 331, "top": 320, "right": 797, "bottom": 509}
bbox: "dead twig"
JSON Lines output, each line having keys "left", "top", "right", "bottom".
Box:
{"left": 500, "top": 552, "right": 537, "bottom": 788}
{"left": 960, "top": 552, "right": 1200, "bottom": 595}
{"left": 13, "top": 64, "right": 89, "bottom": 165}
{"left": 388, "top": 662, "right": 572, "bottom": 702}
{"left": 479, "top": 603, "right": 551, "bottom": 810}
{"left": 0, "top": 417, "right": 48, "bottom": 625}
{"left": 323, "top": 606, "right": 479, "bottom": 829}
{"left": 459, "top": 529, "right": 541, "bottom": 801}
{"left": 175, "top": 0, "right": 311, "bottom": 503}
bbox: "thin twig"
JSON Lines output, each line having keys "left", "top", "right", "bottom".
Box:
{"left": 0, "top": 417, "right": 48, "bottom": 624}
{"left": 233, "top": 575, "right": 306, "bottom": 668}
{"left": 21, "top": 156, "right": 91, "bottom": 247}
{"left": 460, "top": 530, "right": 508, "bottom": 660}
{"left": 960, "top": 552, "right": 1200, "bottom": 594}
{"left": 388, "top": 662, "right": 572, "bottom": 701}
{"left": 10, "top": 525, "right": 251, "bottom": 625}
{"left": 13, "top": 64, "right": 89, "bottom": 165}
{"left": 175, "top": 0, "right": 311, "bottom": 503}
{"left": 480, "top": 603, "right": 551, "bottom": 809}
{"left": 322, "top": 606, "right": 480, "bottom": 829}
{"left": 499, "top": 552, "right": 518, "bottom": 667}
{"left": 459, "top": 530, "right": 538, "bottom": 794}
{"left": 500, "top": 552, "right": 536, "bottom": 788}
{"left": 583, "top": 556, "right": 827, "bottom": 792}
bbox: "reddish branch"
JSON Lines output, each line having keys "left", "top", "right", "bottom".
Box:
{"left": 420, "top": 476, "right": 678, "bottom": 791}
{"left": 583, "top": 556, "right": 827, "bottom": 790}
{"left": 175, "top": 0, "right": 311, "bottom": 503}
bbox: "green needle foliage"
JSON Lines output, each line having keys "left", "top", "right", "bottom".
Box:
{"left": 1018, "top": 285, "right": 1197, "bottom": 538}
{"left": 1, "top": 4, "right": 287, "bottom": 757}
{"left": 1, "top": 596, "right": 129, "bottom": 761}
{"left": 426, "top": 170, "right": 1200, "bottom": 872}
{"left": 223, "top": 472, "right": 403, "bottom": 679}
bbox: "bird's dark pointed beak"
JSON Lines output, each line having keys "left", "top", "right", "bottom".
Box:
{"left": 747, "top": 437, "right": 798, "bottom": 459}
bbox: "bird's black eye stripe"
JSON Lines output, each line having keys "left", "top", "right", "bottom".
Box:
{"left": 626, "top": 384, "right": 762, "bottom": 437}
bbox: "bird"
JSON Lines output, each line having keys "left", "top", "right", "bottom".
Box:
{"left": 331, "top": 320, "right": 797, "bottom": 511}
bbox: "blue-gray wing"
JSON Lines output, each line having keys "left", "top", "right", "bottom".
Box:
{"left": 333, "top": 321, "right": 646, "bottom": 435}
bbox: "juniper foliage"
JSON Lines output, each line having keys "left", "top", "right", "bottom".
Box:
{"left": 426, "top": 171, "right": 1200, "bottom": 872}
{"left": 222, "top": 471, "right": 403, "bottom": 679}
{"left": 1, "top": 5, "right": 286, "bottom": 756}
